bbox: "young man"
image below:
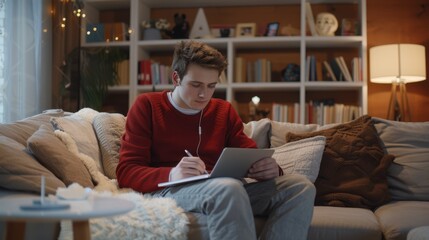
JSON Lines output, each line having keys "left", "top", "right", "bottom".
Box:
{"left": 117, "top": 40, "right": 315, "bottom": 240}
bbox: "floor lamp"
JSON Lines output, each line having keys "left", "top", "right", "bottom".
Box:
{"left": 370, "top": 44, "right": 426, "bottom": 121}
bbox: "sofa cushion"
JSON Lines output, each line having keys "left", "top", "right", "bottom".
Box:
{"left": 272, "top": 136, "right": 326, "bottom": 182}
{"left": 27, "top": 125, "right": 94, "bottom": 188}
{"left": 0, "top": 136, "right": 65, "bottom": 194}
{"left": 93, "top": 113, "right": 126, "bottom": 179}
{"left": 50, "top": 108, "right": 103, "bottom": 172}
{"left": 286, "top": 115, "right": 394, "bottom": 210}
{"left": 243, "top": 118, "right": 271, "bottom": 148}
{"left": 309, "top": 206, "right": 381, "bottom": 240}
{"left": 375, "top": 201, "right": 429, "bottom": 240}
{"left": 373, "top": 117, "right": 429, "bottom": 201}
{"left": 270, "top": 121, "right": 318, "bottom": 148}
{"left": 0, "top": 109, "right": 64, "bottom": 145}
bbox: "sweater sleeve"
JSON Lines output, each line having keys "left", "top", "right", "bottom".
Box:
{"left": 116, "top": 95, "right": 171, "bottom": 193}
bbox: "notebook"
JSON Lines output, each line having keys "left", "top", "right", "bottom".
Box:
{"left": 158, "top": 148, "right": 275, "bottom": 187}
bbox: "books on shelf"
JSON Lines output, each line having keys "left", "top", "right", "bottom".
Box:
{"left": 272, "top": 103, "right": 300, "bottom": 123}
{"left": 307, "top": 56, "right": 361, "bottom": 82}
{"left": 236, "top": 57, "right": 272, "bottom": 83}
{"left": 138, "top": 59, "right": 172, "bottom": 86}
{"left": 305, "top": 100, "right": 362, "bottom": 125}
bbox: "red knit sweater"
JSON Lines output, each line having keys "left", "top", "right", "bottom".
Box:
{"left": 117, "top": 91, "right": 257, "bottom": 193}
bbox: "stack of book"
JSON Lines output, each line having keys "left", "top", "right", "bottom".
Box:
{"left": 305, "top": 100, "right": 362, "bottom": 124}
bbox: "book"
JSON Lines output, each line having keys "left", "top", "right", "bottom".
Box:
{"left": 235, "top": 57, "right": 246, "bottom": 83}
{"left": 117, "top": 60, "right": 129, "bottom": 85}
{"left": 86, "top": 23, "right": 104, "bottom": 43}
{"left": 323, "top": 61, "right": 337, "bottom": 81}
{"left": 305, "top": 3, "right": 317, "bottom": 36}
{"left": 335, "top": 57, "right": 352, "bottom": 82}
{"left": 328, "top": 59, "right": 344, "bottom": 81}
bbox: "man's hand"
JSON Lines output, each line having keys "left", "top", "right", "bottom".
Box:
{"left": 247, "top": 157, "right": 279, "bottom": 181}
{"left": 169, "top": 156, "right": 207, "bottom": 181}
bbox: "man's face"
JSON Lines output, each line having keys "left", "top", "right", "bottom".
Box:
{"left": 174, "top": 64, "right": 219, "bottom": 110}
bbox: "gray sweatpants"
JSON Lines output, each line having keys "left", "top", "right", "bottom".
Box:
{"left": 154, "top": 174, "right": 316, "bottom": 240}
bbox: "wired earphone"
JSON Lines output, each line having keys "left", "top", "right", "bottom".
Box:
{"left": 174, "top": 78, "right": 204, "bottom": 157}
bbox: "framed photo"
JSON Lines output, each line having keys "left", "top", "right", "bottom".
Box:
{"left": 235, "top": 23, "right": 257, "bottom": 37}
{"left": 264, "top": 22, "right": 280, "bottom": 36}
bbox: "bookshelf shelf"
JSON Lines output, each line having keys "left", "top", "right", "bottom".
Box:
{"left": 81, "top": 0, "right": 367, "bottom": 123}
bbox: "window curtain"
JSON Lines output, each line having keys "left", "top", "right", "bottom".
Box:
{"left": 1, "top": 0, "right": 51, "bottom": 123}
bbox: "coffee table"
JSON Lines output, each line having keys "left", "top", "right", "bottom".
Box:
{"left": 0, "top": 195, "right": 135, "bottom": 240}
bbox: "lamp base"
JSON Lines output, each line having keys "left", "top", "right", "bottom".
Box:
{"left": 387, "top": 82, "right": 411, "bottom": 122}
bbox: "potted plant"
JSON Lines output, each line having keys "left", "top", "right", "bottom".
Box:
{"left": 60, "top": 47, "right": 128, "bottom": 111}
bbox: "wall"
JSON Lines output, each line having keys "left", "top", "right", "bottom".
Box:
{"left": 367, "top": 0, "right": 429, "bottom": 122}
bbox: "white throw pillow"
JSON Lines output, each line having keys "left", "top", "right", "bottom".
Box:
{"left": 272, "top": 135, "right": 326, "bottom": 182}
{"left": 270, "top": 121, "right": 319, "bottom": 148}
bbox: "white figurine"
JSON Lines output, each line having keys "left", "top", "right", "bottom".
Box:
{"left": 315, "top": 12, "right": 338, "bottom": 36}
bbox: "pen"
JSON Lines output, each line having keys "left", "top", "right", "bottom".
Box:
{"left": 184, "top": 149, "right": 209, "bottom": 174}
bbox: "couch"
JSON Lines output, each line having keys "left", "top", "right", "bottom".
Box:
{"left": 1, "top": 108, "right": 429, "bottom": 240}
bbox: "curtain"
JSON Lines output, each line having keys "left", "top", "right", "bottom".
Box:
{"left": 1, "top": 0, "right": 51, "bottom": 123}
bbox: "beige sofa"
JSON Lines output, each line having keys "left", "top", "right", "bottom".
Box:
{"left": 1, "top": 108, "right": 429, "bottom": 240}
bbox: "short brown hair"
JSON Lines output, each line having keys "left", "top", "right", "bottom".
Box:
{"left": 171, "top": 40, "right": 227, "bottom": 79}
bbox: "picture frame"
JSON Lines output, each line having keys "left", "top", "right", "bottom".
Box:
{"left": 264, "top": 22, "right": 280, "bottom": 36}
{"left": 235, "top": 23, "right": 257, "bottom": 37}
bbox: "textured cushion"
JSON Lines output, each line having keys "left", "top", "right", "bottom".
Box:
{"left": 309, "top": 206, "right": 381, "bottom": 240}
{"left": 407, "top": 226, "right": 429, "bottom": 240}
{"left": 375, "top": 201, "right": 429, "bottom": 240}
{"left": 272, "top": 136, "right": 326, "bottom": 182}
{"left": 0, "top": 136, "right": 65, "bottom": 194}
{"left": 243, "top": 118, "right": 271, "bottom": 148}
{"left": 27, "top": 125, "right": 94, "bottom": 188}
{"left": 270, "top": 121, "right": 318, "bottom": 148}
{"left": 0, "top": 109, "right": 64, "bottom": 145}
{"left": 373, "top": 117, "right": 429, "bottom": 201}
{"left": 286, "top": 115, "right": 394, "bottom": 210}
{"left": 93, "top": 113, "right": 126, "bottom": 179}
{"left": 50, "top": 108, "right": 102, "bottom": 172}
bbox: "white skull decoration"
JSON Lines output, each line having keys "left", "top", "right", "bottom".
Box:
{"left": 315, "top": 12, "right": 338, "bottom": 36}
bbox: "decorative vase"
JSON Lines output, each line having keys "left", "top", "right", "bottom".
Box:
{"left": 143, "top": 28, "right": 161, "bottom": 40}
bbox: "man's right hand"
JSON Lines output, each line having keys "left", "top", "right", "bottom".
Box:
{"left": 169, "top": 156, "right": 207, "bottom": 181}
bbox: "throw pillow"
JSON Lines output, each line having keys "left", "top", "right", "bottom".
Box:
{"left": 50, "top": 108, "right": 103, "bottom": 172}
{"left": 0, "top": 109, "right": 64, "bottom": 145}
{"left": 272, "top": 135, "right": 326, "bottom": 182}
{"left": 27, "top": 125, "right": 94, "bottom": 188}
{"left": 286, "top": 115, "right": 394, "bottom": 210}
{"left": 243, "top": 118, "right": 271, "bottom": 148}
{"left": 0, "top": 135, "right": 65, "bottom": 194}
{"left": 270, "top": 121, "right": 318, "bottom": 148}
{"left": 373, "top": 117, "right": 429, "bottom": 201}
{"left": 93, "top": 113, "right": 126, "bottom": 179}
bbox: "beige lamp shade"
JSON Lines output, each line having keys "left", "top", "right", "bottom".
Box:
{"left": 370, "top": 44, "right": 426, "bottom": 84}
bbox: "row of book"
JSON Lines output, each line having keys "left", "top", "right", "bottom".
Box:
{"left": 138, "top": 60, "right": 172, "bottom": 86}
{"left": 306, "top": 100, "right": 362, "bottom": 125}
{"left": 271, "top": 101, "right": 361, "bottom": 124}
{"left": 272, "top": 103, "right": 300, "bottom": 123}
{"left": 306, "top": 55, "right": 362, "bottom": 82}
{"left": 235, "top": 57, "right": 272, "bottom": 83}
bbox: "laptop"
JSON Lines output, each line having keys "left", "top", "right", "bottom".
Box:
{"left": 158, "top": 148, "right": 274, "bottom": 187}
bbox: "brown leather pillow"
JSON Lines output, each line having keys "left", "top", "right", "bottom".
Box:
{"left": 286, "top": 115, "right": 394, "bottom": 210}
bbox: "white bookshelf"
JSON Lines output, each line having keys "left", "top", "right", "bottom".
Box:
{"left": 81, "top": 0, "right": 367, "bottom": 123}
